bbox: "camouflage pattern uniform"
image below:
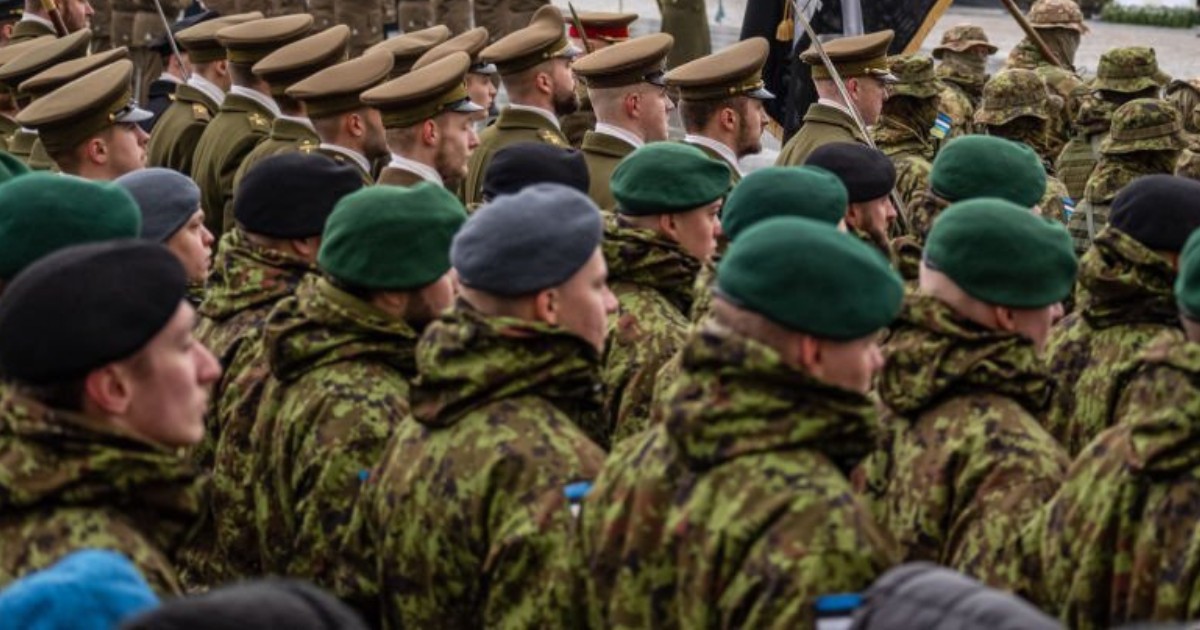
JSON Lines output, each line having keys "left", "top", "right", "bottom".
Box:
{"left": 602, "top": 216, "right": 700, "bottom": 447}
{"left": 854, "top": 294, "right": 1069, "bottom": 595}
{"left": 582, "top": 319, "right": 899, "bottom": 628}
{"left": 1004, "top": 0, "right": 1089, "bottom": 147}
{"left": 249, "top": 276, "right": 417, "bottom": 595}
{"left": 368, "top": 302, "right": 606, "bottom": 629}
{"left": 463, "top": 108, "right": 571, "bottom": 206}
{"left": 1067, "top": 98, "right": 1186, "bottom": 255}
{"left": 0, "top": 392, "right": 203, "bottom": 596}
{"left": 872, "top": 55, "right": 937, "bottom": 214}
{"left": 1033, "top": 334, "right": 1200, "bottom": 628}
{"left": 1055, "top": 89, "right": 1114, "bottom": 202}
{"left": 1043, "top": 227, "right": 1182, "bottom": 456}
{"left": 1165, "top": 78, "right": 1200, "bottom": 135}
{"left": 932, "top": 24, "right": 997, "bottom": 139}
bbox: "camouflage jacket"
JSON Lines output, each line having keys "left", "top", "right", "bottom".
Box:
{"left": 1068, "top": 154, "right": 1174, "bottom": 254}
{"left": 602, "top": 218, "right": 700, "bottom": 447}
{"left": 1006, "top": 39, "right": 1084, "bottom": 141}
{"left": 582, "top": 319, "right": 898, "bottom": 629}
{"left": 1033, "top": 335, "right": 1200, "bottom": 628}
{"left": 369, "top": 303, "right": 606, "bottom": 629}
{"left": 0, "top": 392, "right": 204, "bottom": 595}
{"left": 1055, "top": 95, "right": 1115, "bottom": 201}
{"left": 936, "top": 80, "right": 978, "bottom": 139}
{"left": 854, "top": 294, "right": 1068, "bottom": 595}
{"left": 1044, "top": 227, "right": 1182, "bottom": 455}
{"left": 872, "top": 116, "right": 934, "bottom": 215}
{"left": 250, "top": 276, "right": 417, "bottom": 594}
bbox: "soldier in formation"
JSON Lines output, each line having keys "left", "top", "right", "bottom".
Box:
{"left": 871, "top": 55, "right": 937, "bottom": 214}
{"left": 931, "top": 24, "right": 997, "bottom": 138}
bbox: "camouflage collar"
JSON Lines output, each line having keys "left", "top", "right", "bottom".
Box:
{"left": 1121, "top": 335, "right": 1200, "bottom": 474}
{"left": 1085, "top": 154, "right": 1176, "bottom": 203}
{"left": 198, "top": 228, "right": 316, "bottom": 321}
{"left": 604, "top": 216, "right": 702, "bottom": 316}
{"left": 1076, "top": 227, "right": 1180, "bottom": 330}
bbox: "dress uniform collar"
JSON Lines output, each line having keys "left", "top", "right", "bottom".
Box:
{"left": 684, "top": 133, "right": 742, "bottom": 176}
{"left": 18, "top": 13, "right": 53, "bottom": 29}
{"left": 594, "top": 122, "right": 643, "bottom": 149}
{"left": 506, "top": 103, "right": 561, "bottom": 131}
{"left": 186, "top": 74, "right": 226, "bottom": 106}
{"left": 229, "top": 85, "right": 281, "bottom": 117}
{"left": 817, "top": 97, "right": 856, "bottom": 119}
{"left": 387, "top": 153, "right": 443, "bottom": 186}
{"left": 319, "top": 142, "right": 372, "bottom": 176}
{"left": 275, "top": 113, "right": 315, "bottom": 132}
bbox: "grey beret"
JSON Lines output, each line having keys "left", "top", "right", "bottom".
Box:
{"left": 452, "top": 183, "right": 603, "bottom": 296}
{"left": 115, "top": 168, "right": 202, "bottom": 242}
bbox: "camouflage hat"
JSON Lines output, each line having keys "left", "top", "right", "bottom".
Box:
{"left": 1100, "top": 98, "right": 1186, "bottom": 155}
{"left": 886, "top": 54, "right": 939, "bottom": 99}
{"left": 932, "top": 24, "right": 997, "bottom": 59}
{"left": 1028, "top": 0, "right": 1089, "bottom": 34}
{"left": 1165, "top": 78, "right": 1200, "bottom": 133}
{"left": 974, "top": 68, "right": 1050, "bottom": 125}
{"left": 1093, "top": 47, "right": 1168, "bottom": 94}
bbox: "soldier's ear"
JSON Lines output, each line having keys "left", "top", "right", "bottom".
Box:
{"left": 422, "top": 119, "right": 439, "bottom": 146}
{"left": 83, "top": 363, "right": 134, "bottom": 416}
{"left": 535, "top": 288, "right": 559, "bottom": 326}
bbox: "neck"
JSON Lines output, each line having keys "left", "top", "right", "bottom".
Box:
{"left": 66, "top": 162, "right": 119, "bottom": 181}
{"left": 509, "top": 93, "right": 553, "bottom": 113}
{"left": 390, "top": 142, "right": 436, "bottom": 169}
{"left": 321, "top": 133, "right": 363, "bottom": 157}
{"left": 695, "top": 125, "right": 736, "bottom": 154}
{"left": 597, "top": 117, "right": 644, "bottom": 142}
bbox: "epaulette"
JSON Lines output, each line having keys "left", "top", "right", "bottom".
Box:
{"left": 247, "top": 112, "right": 271, "bottom": 131}
{"left": 537, "top": 129, "right": 567, "bottom": 147}
{"left": 191, "top": 102, "right": 212, "bottom": 122}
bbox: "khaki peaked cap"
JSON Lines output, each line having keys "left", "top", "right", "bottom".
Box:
{"left": 0, "top": 36, "right": 55, "bottom": 69}
{"left": 16, "top": 60, "right": 153, "bottom": 154}
{"left": 566, "top": 11, "right": 637, "bottom": 43}
{"left": 367, "top": 25, "right": 451, "bottom": 77}
{"left": 21, "top": 47, "right": 129, "bottom": 100}
{"left": 800, "top": 30, "right": 897, "bottom": 82}
{"left": 287, "top": 51, "right": 394, "bottom": 118}
{"left": 0, "top": 30, "right": 91, "bottom": 94}
{"left": 664, "top": 37, "right": 773, "bottom": 101}
{"left": 253, "top": 25, "right": 350, "bottom": 97}
{"left": 176, "top": 11, "right": 264, "bottom": 63}
{"left": 218, "top": 14, "right": 314, "bottom": 65}
{"left": 572, "top": 33, "right": 672, "bottom": 89}
{"left": 413, "top": 27, "right": 495, "bottom": 75}
{"left": 480, "top": 5, "right": 580, "bottom": 75}
{"left": 361, "top": 51, "right": 483, "bottom": 128}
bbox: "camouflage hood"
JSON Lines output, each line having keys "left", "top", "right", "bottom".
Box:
{"left": 880, "top": 294, "right": 1054, "bottom": 418}
{"left": 410, "top": 302, "right": 605, "bottom": 442}
{"left": 604, "top": 217, "right": 702, "bottom": 315}
{"left": 874, "top": 108, "right": 937, "bottom": 160}
{"left": 1085, "top": 153, "right": 1179, "bottom": 203}
{"left": 1073, "top": 93, "right": 1116, "bottom": 136}
{"left": 0, "top": 392, "right": 204, "bottom": 551}
{"left": 1124, "top": 337, "right": 1200, "bottom": 475}
{"left": 1076, "top": 227, "right": 1179, "bottom": 331}
{"left": 664, "top": 319, "right": 877, "bottom": 474}
{"left": 265, "top": 276, "right": 420, "bottom": 384}
{"left": 198, "top": 228, "right": 315, "bottom": 322}
{"left": 936, "top": 54, "right": 988, "bottom": 92}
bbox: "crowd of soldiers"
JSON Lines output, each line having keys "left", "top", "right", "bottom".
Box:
{"left": 2, "top": 0, "right": 1200, "bottom": 627}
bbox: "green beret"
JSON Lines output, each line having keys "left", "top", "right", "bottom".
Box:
{"left": 0, "top": 151, "right": 29, "bottom": 185}
{"left": 611, "top": 142, "right": 731, "bottom": 216}
{"left": 717, "top": 217, "right": 903, "bottom": 339}
{"left": 318, "top": 183, "right": 467, "bottom": 291}
{"left": 924, "top": 198, "right": 1077, "bottom": 308}
{"left": 1176, "top": 228, "right": 1200, "bottom": 319}
{"left": 721, "top": 166, "right": 848, "bottom": 241}
{"left": 0, "top": 173, "right": 141, "bottom": 280}
{"left": 930, "top": 135, "right": 1047, "bottom": 208}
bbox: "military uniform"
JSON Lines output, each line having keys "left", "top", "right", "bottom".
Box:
{"left": 1003, "top": 0, "right": 1090, "bottom": 146}
{"left": 1167, "top": 77, "right": 1200, "bottom": 135}
{"left": 659, "top": 0, "right": 708, "bottom": 69}
{"left": 366, "top": 25, "right": 451, "bottom": 79}
{"left": 0, "top": 36, "right": 57, "bottom": 151}
{"left": 191, "top": 14, "right": 313, "bottom": 236}
{"left": 7, "top": 16, "right": 56, "bottom": 44}
{"left": 463, "top": 6, "right": 578, "bottom": 206}
{"left": 0, "top": 392, "right": 202, "bottom": 596}
{"left": 368, "top": 304, "right": 606, "bottom": 628}
{"left": 1067, "top": 98, "right": 1186, "bottom": 255}
{"left": 0, "top": 30, "right": 92, "bottom": 167}
{"left": 110, "top": 0, "right": 191, "bottom": 104}
{"left": 232, "top": 116, "right": 319, "bottom": 191}
{"left": 932, "top": 25, "right": 997, "bottom": 139}
{"left": 777, "top": 31, "right": 894, "bottom": 166}
{"left": 872, "top": 55, "right": 938, "bottom": 214}
{"left": 1045, "top": 227, "right": 1182, "bottom": 456}
{"left": 560, "top": 11, "right": 638, "bottom": 148}
{"left": 1055, "top": 92, "right": 1113, "bottom": 201}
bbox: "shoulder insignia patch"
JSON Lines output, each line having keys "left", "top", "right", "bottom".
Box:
{"left": 191, "top": 102, "right": 212, "bottom": 122}
{"left": 247, "top": 113, "right": 270, "bottom": 131}
{"left": 538, "top": 129, "right": 567, "bottom": 147}
{"left": 298, "top": 144, "right": 317, "bottom": 154}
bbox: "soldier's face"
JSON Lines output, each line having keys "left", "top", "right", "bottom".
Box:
{"left": 550, "top": 59, "right": 580, "bottom": 116}
{"left": 849, "top": 77, "right": 888, "bottom": 126}
{"left": 435, "top": 112, "right": 479, "bottom": 187}
{"left": 118, "top": 303, "right": 222, "bottom": 447}
{"left": 549, "top": 248, "right": 617, "bottom": 352}
{"left": 466, "top": 73, "right": 497, "bottom": 112}
{"left": 847, "top": 196, "right": 896, "bottom": 242}
{"left": 802, "top": 333, "right": 885, "bottom": 394}
{"left": 106, "top": 122, "right": 149, "bottom": 177}
{"left": 362, "top": 108, "right": 390, "bottom": 161}
{"left": 165, "top": 209, "right": 214, "bottom": 283}
{"left": 668, "top": 199, "right": 723, "bottom": 263}
{"left": 61, "top": 0, "right": 93, "bottom": 33}
{"left": 638, "top": 85, "right": 674, "bottom": 143}
{"left": 734, "top": 98, "right": 768, "bottom": 157}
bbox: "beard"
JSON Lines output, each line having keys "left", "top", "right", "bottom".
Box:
{"left": 434, "top": 135, "right": 468, "bottom": 189}
{"left": 553, "top": 89, "right": 580, "bottom": 117}
{"left": 734, "top": 118, "right": 762, "bottom": 158}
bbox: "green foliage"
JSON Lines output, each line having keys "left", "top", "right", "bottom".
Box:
{"left": 1100, "top": 3, "right": 1200, "bottom": 28}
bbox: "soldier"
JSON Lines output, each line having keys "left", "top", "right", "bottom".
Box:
{"left": 9, "top": 0, "right": 92, "bottom": 42}
{"left": 1068, "top": 98, "right": 1186, "bottom": 255}
{"left": 191, "top": 13, "right": 314, "bottom": 238}
{"left": 1033, "top": 201, "right": 1200, "bottom": 627}
{"left": 776, "top": 30, "right": 896, "bottom": 166}
{"left": 1057, "top": 47, "right": 1169, "bottom": 202}
{"left": 805, "top": 142, "right": 898, "bottom": 263}
{"left": 110, "top": 0, "right": 192, "bottom": 105}
{"left": 463, "top": 5, "right": 580, "bottom": 206}
{"left": 182, "top": 153, "right": 361, "bottom": 586}
{"left": 659, "top": 0, "right": 708, "bottom": 69}
{"left": 0, "top": 0, "right": 20, "bottom": 44}
{"left": 17, "top": 60, "right": 151, "bottom": 179}
{"left": 1044, "top": 175, "right": 1200, "bottom": 456}
{"left": 1004, "top": 0, "right": 1088, "bottom": 145}
{"left": 855, "top": 198, "right": 1074, "bottom": 596}
{"left": 365, "top": 24, "right": 449, "bottom": 79}
{"left": 414, "top": 26, "right": 498, "bottom": 113}
{"left": 369, "top": 183, "right": 613, "bottom": 628}
{"left": 571, "top": 33, "right": 673, "bottom": 210}
{"left": 665, "top": 37, "right": 772, "bottom": 184}
{"left": 141, "top": 11, "right": 221, "bottom": 133}
{"left": 871, "top": 55, "right": 936, "bottom": 214}
{"left": 249, "top": 184, "right": 465, "bottom": 596}
{"left": 0, "top": 36, "right": 53, "bottom": 150}
{"left": 230, "top": 25, "right": 352, "bottom": 196}
{"left": 0, "top": 238, "right": 220, "bottom": 595}
{"left": 1167, "top": 77, "right": 1200, "bottom": 134}
{"left": 975, "top": 68, "right": 1072, "bottom": 222}
{"left": 289, "top": 51, "right": 393, "bottom": 185}
{"left": 931, "top": 24, "right": 997, "bottom": 138}
{"left": 561, "top": 11, "right": 638, "bottom": 148}
{"left": 584, "top": 216, "right": 902, "bottom": 628}
{"left": 0, "top": 29, "right": 91, "bottom": 166}
{"left": 364, "top": 52, "right": 482, "bottom": 188}
{"left": 479, "top": 140, "right": 589, "bottom": 203}
{"left": 146, "top": 12, "right": 261, "bottom": 175}
{"left": 602, "top": 143, "right": 728, "bottom": 446}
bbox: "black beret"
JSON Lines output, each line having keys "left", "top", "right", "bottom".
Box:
{"left": 120, "top": 579, "right": 369, "bottom": 630}
{"left": 1110, "top": 174, "right": 1200, "bottom": 253}
{"left": 452, "top": 183, "right": 603, "bottom": 295}
{"left": 235, "top": 153, "right": 364, "bottom": 239}
{"left": 805, "top": 142, "right": 897, "bottom": 203}
{"left": 0, "top": 240, "right": 187, "bottom": 385}
{"left": 482, "top": 142, "right": 589, "bottom": 201}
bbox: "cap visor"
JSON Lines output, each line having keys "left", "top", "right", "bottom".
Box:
{"left": 448, "top": 97, "right": 485, "bottom": 114}
{"left": 115, "top": 105, "right": 155, "bottom": 124}
{"left": 472, "top": 63, "right": 498, "bottom": 76}
{"left": 873, "top": 71, "right": 900, "bottom": 84}
{"left": 749, "top": 86, "right": 775, "bottom": 100}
